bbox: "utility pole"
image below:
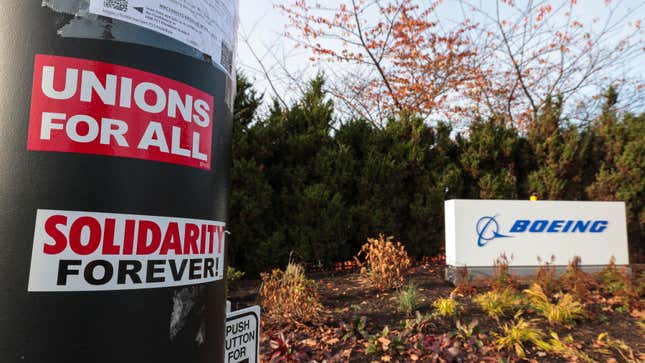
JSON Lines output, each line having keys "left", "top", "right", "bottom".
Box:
{"left": 0, "top": 1, "right": 238, "bottom": 362}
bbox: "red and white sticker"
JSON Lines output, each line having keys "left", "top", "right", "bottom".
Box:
{"left": 28, "top": 210, "right": 225, "bottom": 292}
{"left": 28, "top": 55, "right": 214, "bottom": 170}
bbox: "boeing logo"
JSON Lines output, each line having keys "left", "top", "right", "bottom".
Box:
{"left": 476, "top": 215, "right": 609, "bottom": 247}
{"left": 476, "top": 216, "right": 511, "bottom": 247}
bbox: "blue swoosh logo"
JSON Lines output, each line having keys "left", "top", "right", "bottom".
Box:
{"left": 476, "top": 215, "right": 511, "bottom": 247}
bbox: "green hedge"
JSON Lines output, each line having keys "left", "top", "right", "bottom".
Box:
{"left": 228, "top": 74, "right": 644, "bottom": 274}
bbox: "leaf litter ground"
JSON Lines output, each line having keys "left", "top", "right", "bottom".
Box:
{"left": 229, "top": 262, "right": 645, "bottom": 362}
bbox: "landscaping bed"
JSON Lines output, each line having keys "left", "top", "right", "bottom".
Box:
{"left": 229, "top": 257, "right": 645, "bottom": 362}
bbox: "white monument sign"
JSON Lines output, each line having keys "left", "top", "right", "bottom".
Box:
{"left": 445, "top": 200, "right": 629, "bottom": 269}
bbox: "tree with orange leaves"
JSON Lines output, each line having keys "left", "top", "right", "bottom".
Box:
{"left": 461, "top": 0, "right": 645, "bottom": 128}
{"left": 279, "top": 0, "right": 477, "bottom": 126}
{"left": 278, "top": 0, "right": 644, "bottom": 128}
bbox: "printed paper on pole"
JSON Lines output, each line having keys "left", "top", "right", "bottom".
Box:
{"left": 89, "top": 0, "right": 238, "bottom": 73}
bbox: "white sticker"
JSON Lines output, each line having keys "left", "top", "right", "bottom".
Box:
{"left": 28, "top": 209, "right": 226, "bottom": 292}
{"left": 226, "top": 305, "right": 260, "bottom": 363}
{"left": 89, "top": 0, "right": 238, "bottom": 73}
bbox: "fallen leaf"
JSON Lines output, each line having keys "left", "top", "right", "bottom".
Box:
{"left": 378, "top": 336, "right": 391, "bottom": 350}
{"left": 324, "top": 337, "right": 339, "bottom": 345}
{"left": 303, "top": 338, "right": 318, "bottom": 347}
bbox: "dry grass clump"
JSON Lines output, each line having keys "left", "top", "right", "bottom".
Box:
{"left": 594, "top": 332, "right": 641, "bottom": 363}
{"left": 537, "top": 332, "right": 595, "bottom": 363}
{"left": 356, "top": 234, "right": 411, "bottom": 291}
{"left": 474, "top": 289, "right": 524, "bottom": 320}
{"left": 432, "top": 297, "right": 460, "bottom": 317}
{"left": 493, "top": 313, "right": 544, "bottom": 359}
{"left": 524, "top": 283, "right": 585, "bottom": 326}
{"left": 396, "top": 283, "right": 421, "bottom": 315}
{"left": 260, "top": 261, "right": 322, "bottom": 323}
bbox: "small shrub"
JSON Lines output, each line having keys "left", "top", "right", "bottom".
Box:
{"left": 365, "top": 326, "right": 406, "bottom": 357}
{"left": 432, "top": 297, "right": 459, "bottom": 317}
{"left": 226, "top": 266, "right": 245, "bottom": 293}
{"left": 597, "top": 256, "right": 624, "bottom": 292}
{"left": 596, "top": 256, "right": 641, "bottom": 309}
{"left": 474, "top": 289, "right": 523, "bottom": 320}
{"left": 635, "top": 271, "right": 645, "bottom": 297}
{"left": 543, "top": 294, "right": 584, "bottom": 325}
{"left": 396, "top": 283, "right": 421, "bottom": 315}
{"left": 269, "top": 332, "right": 311, "bottom": 362}
{"left": 357, "top": 234, "right": 411, "bottom": 290}
{"left": 341, "top": 316, "right": 369, "bottom": 341}
{"left": 402, "top": 311, "right": 434, "bottom": 333}
{"left": 523, "top": 283, "right": 584, "bottom": 325}
{"left": 454, "top": 319, "right": 479, "bottom": 340}
{"left": 452, "top": 265, "right": 477, "bottom": 296}
{"left": 560, "top": 256, "right": 597, "bottom": 300}
{"left": 535, "top": 255, "right": 559, "bottom": 296}
{"left": 494, "top": 314, "right": 544, "bottom": 358}
{"left": 491, "top": 253, "right": 518, "bottom": 291}
{"left": 260, "top": 262, "right": 321, "bottom": 323}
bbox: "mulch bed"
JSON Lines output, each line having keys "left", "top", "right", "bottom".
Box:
{"left": 229, "top": 262, "right": 645, "bottom": 362}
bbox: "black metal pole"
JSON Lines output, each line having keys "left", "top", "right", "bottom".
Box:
{"left": 0, "top": 1, "right": 237, "bottom": 362}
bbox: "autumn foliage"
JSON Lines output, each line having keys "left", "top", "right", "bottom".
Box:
{"left": 356, "top": 235, "right": 411, "bottom": 290}
{"left": 250, "top": 254, "right": 645, "bottom": 361}
{"left": 279, "top": 0, "right": 477, "bottom": 124}
{"left": 260, "top": 262, "right": 322, "bottom": 323}
{"left": 278, "top": 0, "right": 644, "bottom": 127}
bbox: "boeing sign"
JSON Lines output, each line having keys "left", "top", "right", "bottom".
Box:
{"left": 476, "top": 216, "right": 609, "bottom": 247}
{"left": 445, "top": 200, "right": 629, "bottom": 272}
